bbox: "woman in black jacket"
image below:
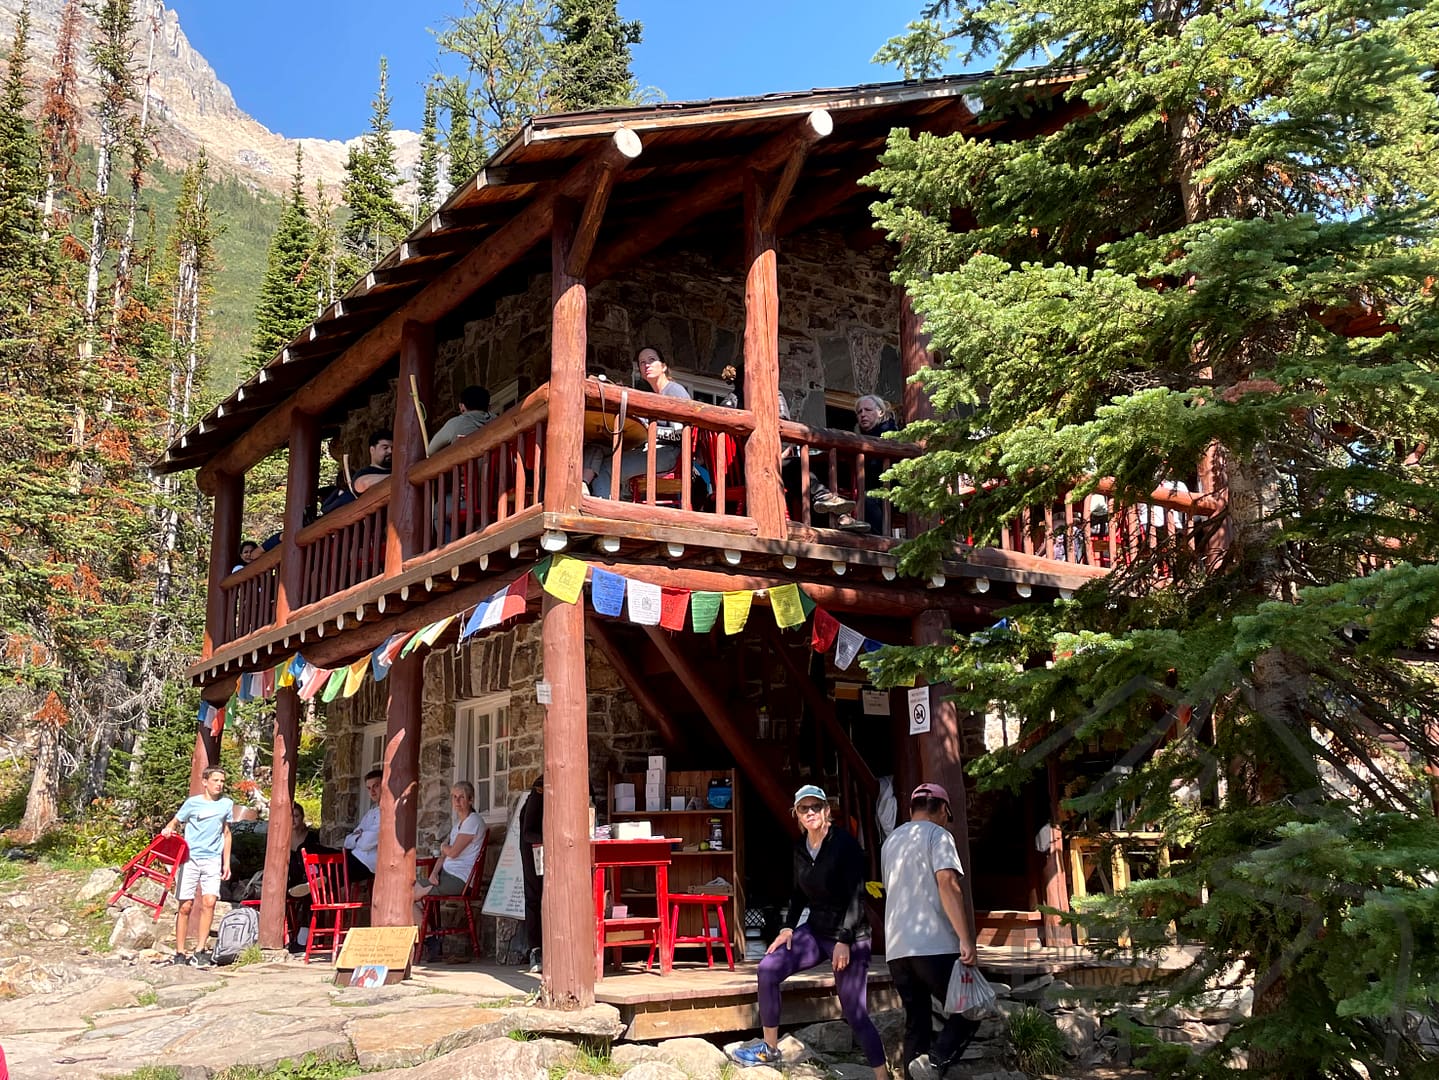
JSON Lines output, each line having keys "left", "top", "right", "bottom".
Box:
{"left": 856, "top": 395, "right": 899, "bottom": 535}
{"left": 520, "top": 776, "right": 544, "bottom": 973}
{"left": 731, "top": 785, "right": 889, "bottom": 1076}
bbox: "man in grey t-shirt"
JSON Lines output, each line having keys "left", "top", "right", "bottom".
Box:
{"left": 881, "top": 783, "right": 980, "bottom": 1080}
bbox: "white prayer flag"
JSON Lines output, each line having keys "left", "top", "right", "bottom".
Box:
{"left": 627, "top": 579, "right": 663, "bottom": 625}
{"left": 835, "top": 625, "right": 865, "bottom": 670}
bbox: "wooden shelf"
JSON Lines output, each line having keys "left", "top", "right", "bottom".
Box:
{"left": 611, "top": 809, "right": 733, "bottom": 817}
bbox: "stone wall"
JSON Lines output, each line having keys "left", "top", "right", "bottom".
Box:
{"left": 319, "top": 622, "right": 664, "bottom": 846}
{"left": 330, "top": 229, "right": 903, "bottom": 466}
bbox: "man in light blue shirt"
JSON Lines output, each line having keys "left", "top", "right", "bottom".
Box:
{"left": 162, "top": 766, "right": 234, "bottom": 968}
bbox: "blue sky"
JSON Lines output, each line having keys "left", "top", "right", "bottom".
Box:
{"left": 169, "top": 1, "right": 925, "bottom": 141}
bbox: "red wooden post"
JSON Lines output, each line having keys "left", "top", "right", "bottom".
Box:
{"left": 202, "top": 471, "right": 241, "bottom": 659}
{"left": 541, "top": 199, "right": 596, "bottom": 1008}
{"left": 387, "top": 320, "right": 434, "bottom": 573}
{"left": 187, "top": 721, "right": 222, "bottom": 797}
{"left": 743, "top": 171, "right": 786, "bottom": 539}
{"left": 911, "top": 609, "right": 977, "bottom": 937}
{"left": 372, "top": 653, "right": 422, "bottom": 927}
{"left": 1041, "top": 759, "right": 1074, "bottom": 945}
{"left": 258, "top": 686, "right": 300, "bottom": 948}
{"left": 275, "top": 412, "right": 318, "bottom": 624}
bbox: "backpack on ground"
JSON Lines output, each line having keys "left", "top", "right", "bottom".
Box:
{"left": 212, "top": 906, "right": 260, "bottom": 965}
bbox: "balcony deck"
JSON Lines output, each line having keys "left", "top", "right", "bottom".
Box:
{"left": 195, "top": 380, "right": 1210, "bottom": 686}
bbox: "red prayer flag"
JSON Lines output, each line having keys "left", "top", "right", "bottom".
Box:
{"left": 659, "top": 587, "right": 690, "bottom": 631}
{"left": 812, "top": 607, "right": 841, "bottom": 653}
{"left": 260, "top": 666, "right": 276, "bottom": 700}
{"left": 209, "top": 704, "right": 226, "bottom": 738}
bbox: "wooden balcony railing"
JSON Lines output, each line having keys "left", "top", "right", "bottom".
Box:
{"left": 294, "top": 483, "right": 389, "bottom": 609}
{"left": 409, "top": 387, "right": 550, "bottom": 557}
{"left": 779, "top": 419, "right": 920, "bottom": 537}
{"left": 219, "top": 547, "right": 279, "bottom": 648}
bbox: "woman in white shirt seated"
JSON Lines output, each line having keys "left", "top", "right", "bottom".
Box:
{"left": 414, "top": 782, "right": 483, "bottom": 911}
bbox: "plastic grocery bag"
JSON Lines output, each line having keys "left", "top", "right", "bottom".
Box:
{"left": 945, "top": 961, "right": 998, "bottom": 1018}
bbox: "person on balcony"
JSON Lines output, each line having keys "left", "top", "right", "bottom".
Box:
{"left": 731, "top": 784, "right": 889, "bottom": 1077}
{"left": 318, "top": 431, "right": 393, "bottom": 516}
{"left": 231, "top": 540, "right": 259, "bottom": 573}
{"left": 855, "top": 395, "right": 898, "bottom": 534}
{"left": 427, "top": 385, "right": 496, "bottom": 455}
{"left": 718, "top": 363, "right": 868, "bottom": 531}
{"left": 583, "top": 346, "right": 691, "bottom": 499}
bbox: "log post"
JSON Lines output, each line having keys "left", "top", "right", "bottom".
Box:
{"left": 275, "top": 412, "right": 318, "bottom": 624}
{"left": 202, "top": 471, "right": 242, "bottom": 659}
{"left": 743, "top": 171, "right": 786, "bottom": 538}
{"left": 187, "top": 723, "right": 221, "bottom": 797}
{"left": 911, "top": 609, "right": 977, "bottom": 936}
{"left": 900, "top": 292, "right": 935, "bottom": 541}
{"left": 257, "top": 686, "right": 300, "bottom": 948}
{"left": 1041, "top": 760, "right": 1073, "bottom": 945}
{"left": 540, "top": 199, "right": 596, "bottom": 1009}
{"left": 372, "top": 653, "right": 422, "bottom": 927}
{"left": 387, "top": 320, "right": 434, "bottom": 573}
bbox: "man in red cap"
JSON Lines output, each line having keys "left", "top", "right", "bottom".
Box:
{"left": 880, "top": 782, "right": 981, "bottom": 1080}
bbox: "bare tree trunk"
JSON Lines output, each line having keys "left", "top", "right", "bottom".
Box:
{"left": 20, "top": 723, "right": 61, "bottom": 837}
{"left": 111, "top": 0, "right": 158, "bottom": 326}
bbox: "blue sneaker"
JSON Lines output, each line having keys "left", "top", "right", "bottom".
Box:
{"left": 731, "top": 1040, "right": 782, "bottom": 1067}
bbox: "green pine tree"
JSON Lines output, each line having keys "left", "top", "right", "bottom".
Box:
{"left": 551, "top": 0, "right": 642, "bottom": 111}
{"left": 443, "top": 87, "right": 478, "bottom": 192}
{"left": 247, "top": 146, "right": 317, "bottom": 370}
{"left": 416, "top": 82, "right": 441, "bottom": 219}
{"left": 869, "top": 2, "right": 1439, "bottom": 1077}
{"left": 0, "top": 1, "right": 41, "bottom": 271}
{"left": 433, "top": 0, "right": 554, "bottom": 157}
{"left": 341, "top": 57, "right": 408, "bottom": 265}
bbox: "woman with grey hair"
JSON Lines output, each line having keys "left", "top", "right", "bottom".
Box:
{"left": 413, "top": 781, "right": 484, "bottom": 951}
{"left": 855, "top": 396, "right": 899, "bottom": 533}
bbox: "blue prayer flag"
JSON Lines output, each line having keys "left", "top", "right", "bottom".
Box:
{"left": 590, "top": 567, "right": 626, "bottom": 617}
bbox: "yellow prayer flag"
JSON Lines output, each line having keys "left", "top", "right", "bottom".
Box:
{"left": 542, "top": 553, "right": 587, "bottom": 605}
{"left": 276, "top": 663, "right": 294, "bottom": 689}
{"left": 723, "top": 590, "right": 753, "bottom": 634}
{"left": 342, "top": 656, "right": 368, "bottom": 698}
{"left": 416, "top": 614, "right": 457, "bottom": 648}
{"left": 769, "top": 583, "right": 805, "bottom": 629}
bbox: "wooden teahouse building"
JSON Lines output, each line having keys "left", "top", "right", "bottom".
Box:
{"left": 156, "top": 76, "right": 1214, "bottom": 1007}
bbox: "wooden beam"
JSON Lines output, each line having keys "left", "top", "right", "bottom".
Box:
{"left": 540, "top": 591, "right": 595, "bottom": 1008}
{"left": 548, "top": 200, "right": 589, "bottom": 516}
{"left": 387, "top": 320, "right": 434, "bottom": 573}
{"left": 566, "top": 128, "right": 641, "bottom": 278}
{"left": 372, "top": 654, "right": 422, "bottom": 928}
{"left": 742, "top": 171, "right": 787, "bottom": 540}
{"left": 588, "top": 110, "right": 831, "bottom": 285}
{"left": 642, "top": 626, "right": 794, "bottom": 828}
{"left": 759, "top": 111, "right": 831, "bottom": 233}
{"left": 258, "top": 687, "right": 300, "bottom": 949}
{"left": 196, "top": 130, "right": 644, "bottom": 492}
{"left": 912, "top": 609, "right": 976, "bottom": 938}
{"left": 275, "top": 412, "right": 317, "bottom": 625}
{"left": 586, "top": 615, "right": 684, "bottom": 752}
{"left": 202, "top": 472, "right": 242, "bottom": 659}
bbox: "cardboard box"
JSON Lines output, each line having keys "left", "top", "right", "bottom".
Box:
{"left": 614, "top": 796, "right": 636, "bottom": 813}
{"left": 644, "top": 796, "right": 664, "bottom": 812}
{"left": 615, "top": 821, "right": 652, "bottom": 840}
{"left": 669, "top": 796, "right": 686, "bottom": 811}
{"left": 645, "top": 768, "right": 666, "bottom": 785}
{"left": 614, "top": 782, "right": 636, "bottom": 799}
{"left": 644, "top": 782, "right": 664, "bottom": 800}
{"left": 647, "top": 755, "right": 667, "bottom": 771}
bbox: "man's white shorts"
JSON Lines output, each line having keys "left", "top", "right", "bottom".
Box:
{"left": 177, "top": 856, "right": 222, "bottom": 900}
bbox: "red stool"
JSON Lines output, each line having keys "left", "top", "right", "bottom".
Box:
{"left": 665, "top": 893, "right": 734, "bottom": 970}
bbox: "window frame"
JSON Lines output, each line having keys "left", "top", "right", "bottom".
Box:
{"left": 453, "top": 692, "right": 514, "bottom": 825}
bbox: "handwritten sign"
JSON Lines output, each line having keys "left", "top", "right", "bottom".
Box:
{"left": 482, "top": 790, "right": 529, "bottom": 920}
{"left": 862, "top": 690, "right": 890, "bottom": 716}
{"left": 336, "top": 925, "right": 417, "bottom": 971}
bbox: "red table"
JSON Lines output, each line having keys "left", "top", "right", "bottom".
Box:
{"left": 592, "top": 837, "right": 673, "bottom": 979}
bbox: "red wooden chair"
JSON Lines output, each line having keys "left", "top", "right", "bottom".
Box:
{"left": 628, "top": 426, "right": 705, "bottom": 508}
{"left": 414, "top": 831, "right": 490, "bottom": 963}
{"left": 301, "top": 850, "right": 363, "bottom": 963}
{"left": 109, "top": 834, "right": 189, "bottom": 920}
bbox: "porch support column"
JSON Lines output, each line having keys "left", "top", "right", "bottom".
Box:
{"left": 372, "top": 654, "right": 422, "bottom": 927}
{"left": 541, "top": 198, "right": 595, "bottom": 1008}
{"left": 275, "top": 411, "right": 318, "bottom": 624}
{"left": 742, "top": 171, "right": 786, "bottom": 539}
{"left": 257, "top": 687, "right": 300, "bottom": 948}
{"left": 260, "top": 410, "right": 318, "bottom": 946}
{"left": 187, "top": 718, "right": 222, "bottom": 797}
{"left": 201, "top": 471, "right": 241, "bottom": 660}
{"left": 372, "top": 320, "right": 434, "bottom": 929}
{"left": 386, "top": 320, "right": 434, "bottom": 573}
{"left": 1041, "top": 761, "right": 1074, "bottom": 945}
{"left": 900, "top": 292, "right": 935, "bottom": 541}
{"left": 912, "top": 609, "right": 976, "bottom": 936}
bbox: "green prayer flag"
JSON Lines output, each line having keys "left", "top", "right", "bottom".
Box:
{"left": 321, "top": 668, "right": 347, "bottom": 703}
{"left": 798, "top": 590, "right": 817, "bottom": 617}
{"left": 691, "top": 591, "right": 722, "bottom": 632}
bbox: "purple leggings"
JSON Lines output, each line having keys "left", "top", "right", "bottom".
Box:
{"left": 757, "top": 924, "right": 886, "bottom": 1068}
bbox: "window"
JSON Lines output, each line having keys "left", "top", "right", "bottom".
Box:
{"left": 454, "top": 694, "right": 513, "bottom": 820}
{"left": 680, "top": 372, "right": 734, "bottom": 406}
{"left": 361, "top": 722, "right": 386, "bottom": 775}
{"left": 489, "top": 379, "right": 521, "bottom": 414}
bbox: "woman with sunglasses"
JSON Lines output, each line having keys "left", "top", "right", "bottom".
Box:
{"left": 731, "top": 785, "right": 889, "bottom": 1076}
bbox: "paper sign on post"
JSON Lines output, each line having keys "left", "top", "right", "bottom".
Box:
{"left": 536, "top": 682, "right": 552, "bottom": 704}
{"left": 862, "top": 689, "right": 890, "bottom": 716}
{"left": 908, "top": 685, "right": 932, "bottom": 735}
{"left": 482, "top": 791, "right": 531, "bottom": 920}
